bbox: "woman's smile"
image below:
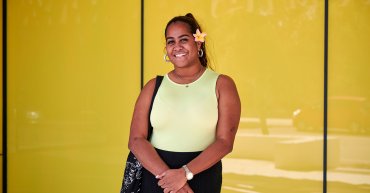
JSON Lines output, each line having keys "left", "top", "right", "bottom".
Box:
{"left": 175, "top": 53, "right": 186, "bottom": 57}
{"left": 173, "top": 52, "right": 188, "bottom": 59}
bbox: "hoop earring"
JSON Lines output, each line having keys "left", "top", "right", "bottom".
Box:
{"left": 198, "top": 49, "right": 204, "bottom": 58}
{"left": 163, "top": 54, "right": 170, "bottom": 62}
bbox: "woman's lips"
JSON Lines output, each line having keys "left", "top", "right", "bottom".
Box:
{"left": 174, "top": 53, "right": 187, "bottom": 58}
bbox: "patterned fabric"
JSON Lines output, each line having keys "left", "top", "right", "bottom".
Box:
{"left": 121, "top": 152, "right": 142, "bottom": 193}
{"left": 120, "top": 76, "right": 163, "bottom": 193}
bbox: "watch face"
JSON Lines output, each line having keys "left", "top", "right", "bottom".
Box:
{"left": 186, "top": 173, "right": 193, "bottom": 180}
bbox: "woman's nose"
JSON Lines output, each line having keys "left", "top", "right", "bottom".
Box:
{"left": 173, "top": 42, "right": 184, "bottom": 51}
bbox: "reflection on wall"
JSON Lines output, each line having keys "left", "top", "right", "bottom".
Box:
{"left": 327, "top": 1, "right": 370, "bottom": 193}
{"left": 145, "top": 1, "right": 324, "bottom": 193}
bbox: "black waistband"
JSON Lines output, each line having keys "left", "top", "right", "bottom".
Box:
{"left": 155, "top": 148, "right": 202, "bottom": 168}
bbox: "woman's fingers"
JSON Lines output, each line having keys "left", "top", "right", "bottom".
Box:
{"left": 164, "top": 187, "right": 173, "bottom": 193}
{"left": 156, "top": 172, "right": 166, "bottom": 179}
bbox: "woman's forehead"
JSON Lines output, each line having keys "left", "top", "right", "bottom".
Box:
{"left": 166, "top": 22, "right": 192, "bottom": 37}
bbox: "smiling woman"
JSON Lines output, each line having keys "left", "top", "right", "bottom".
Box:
{"left": 125, "top": 13, "right": 241, "bottom": 193}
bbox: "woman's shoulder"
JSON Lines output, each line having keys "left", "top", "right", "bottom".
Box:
{"left": 139, "top": 77, "right": 158, "bottom": 97}
{"left": 216, "top": 73, "right": 238, "bottom": 96}
{"left": 144, "top": 77, "right": 157, "bottom": 88}
{"left": 216, "top": 74, "right": 236, "bottom": 87}
{"left": 215, "top": 74, "right": 240, "bottom": 106}
{"left": 143, "top": 75, "right": 165, "bottom": 91}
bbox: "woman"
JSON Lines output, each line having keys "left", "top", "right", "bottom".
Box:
{"left": 128, "top": 13, "right": 241, "bottom": 193}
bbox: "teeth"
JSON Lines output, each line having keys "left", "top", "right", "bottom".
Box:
{"left": 175, "top": 53, "right": 186, "bottom": 57}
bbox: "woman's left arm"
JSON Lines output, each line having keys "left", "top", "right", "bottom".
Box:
{"left": 157, "top": 75, "right": 241, "bottom": 192}
{"left": 185, "top": 74, "right": 241, "bottom": 174}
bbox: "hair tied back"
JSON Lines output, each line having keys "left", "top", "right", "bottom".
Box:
{"left": 185, "top": 13, "right": 195, "bottom": 19}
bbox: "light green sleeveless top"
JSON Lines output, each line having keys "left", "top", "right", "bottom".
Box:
{"left": 150, "top": 68, "right": 219, "bottom": 152}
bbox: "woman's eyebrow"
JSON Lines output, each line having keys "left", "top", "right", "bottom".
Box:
{"left": 166, "top": 34, "right": 191, "bottom": 40}
{"left": 178, "top": 34, "right": 190, "bottom": 38}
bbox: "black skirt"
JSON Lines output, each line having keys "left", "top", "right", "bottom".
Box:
{"left": 141, "top": 148, "right": 222, "bottom": 193}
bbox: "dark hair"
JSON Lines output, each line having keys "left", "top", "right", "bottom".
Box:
{"left": 165, "top": 13, "right": 209, "bottom": 68}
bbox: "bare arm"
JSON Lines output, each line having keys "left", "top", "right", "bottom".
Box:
{"left": 128, "top": 78, "right": 169, "bottom": 175}
{"left": 186, "top": 74, "right": 241, "bottom": 174}
{"left": 157, "top": 75, "right": 241, "bottom": 192}
{"left": 129, "top": 78, "right": 194, "bottom": 193}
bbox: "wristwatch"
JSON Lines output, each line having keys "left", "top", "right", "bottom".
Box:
{"left": 182, "top": 165, "right": 194, "bottom": 180}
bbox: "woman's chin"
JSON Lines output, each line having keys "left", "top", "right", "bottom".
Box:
{"left": 171, "top": 61, "right": 189, "bottom": 68}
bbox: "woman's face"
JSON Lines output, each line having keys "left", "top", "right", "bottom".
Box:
{"left": 165, "top": 22, "right": 201, "bottom": 68}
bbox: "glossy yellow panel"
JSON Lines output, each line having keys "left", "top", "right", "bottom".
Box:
{"left": 8, "top": 1, "right": 140, "bottom": 193}
{"left": 145, "top": 1, "right": 324, "bottom": 193}
{"left": 328, "top": 1, "right": 370, "bottom": 192}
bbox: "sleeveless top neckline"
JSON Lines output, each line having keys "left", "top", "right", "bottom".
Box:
{"left": 165, "top": 68, "right": 207, "bottom": 87}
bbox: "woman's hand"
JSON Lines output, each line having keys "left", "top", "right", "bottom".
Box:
{"left": 175, "top": 183, "right": 194, "bottom": 193}
{"left": 157, "top": 168, "right": 187, "bottom": 192}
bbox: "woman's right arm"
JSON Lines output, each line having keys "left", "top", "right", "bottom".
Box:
{"left": 128, "top": 78, "right": 169, "bottom": 176}
{"left": 128, "top": 78, "right": 193, "bottom": 192}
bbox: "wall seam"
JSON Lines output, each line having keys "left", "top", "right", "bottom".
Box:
{"left": 2, "top": 0, "right": 8, "bottom": 192}
{"left": 140, "top": 0, "right": 144, "bottom": 89}
{"left": 323, "top": 0, "right": 329, "bottom": 193}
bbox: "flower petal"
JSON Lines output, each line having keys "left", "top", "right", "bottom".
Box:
{"left": 193, "top": 29, "right": 207, "bottom": 42}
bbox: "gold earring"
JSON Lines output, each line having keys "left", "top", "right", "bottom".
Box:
{"left": 163, "top": 53, "right": 170, "bottom": 62}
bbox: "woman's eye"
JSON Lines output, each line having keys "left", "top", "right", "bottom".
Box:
{"left": 167, "top": 40, "right": 174, "bottom": 45}
{"left": 180, "top": 39, "right": 188, "bottom": 43}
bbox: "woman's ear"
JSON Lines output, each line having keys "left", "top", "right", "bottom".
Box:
{"left": 196, "top": 42, "right": 202, "bottom": 50}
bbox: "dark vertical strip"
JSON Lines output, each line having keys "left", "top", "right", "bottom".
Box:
{"left": 3, "top": 0, "right": 7, "bottom": 192}
{"left": 323, "top": 0, "right": 329, "bottom": 193}
{"left": 140, "top": 0, "right": 144, "bottom": 89}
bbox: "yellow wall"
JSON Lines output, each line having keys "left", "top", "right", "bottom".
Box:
{"left": 5, "top": 1, "right": 370, "bottom": 193}
{"left": 7, "top": 1, "right": 140, "bottom": 193}
{"left": 328, "top": 1, "right": 370, "bottom": 192}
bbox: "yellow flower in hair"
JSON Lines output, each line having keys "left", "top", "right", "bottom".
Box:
{"left": 193, "top": 29, "right": 207, "bottom": 42}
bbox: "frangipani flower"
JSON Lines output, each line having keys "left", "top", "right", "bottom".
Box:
{"left": 193, "top": 29, "right": 207, "bottom": 42}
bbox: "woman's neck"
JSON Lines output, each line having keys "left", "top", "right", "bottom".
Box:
{"left": 171, "top": 65, "right": 205, "bottom": 83}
